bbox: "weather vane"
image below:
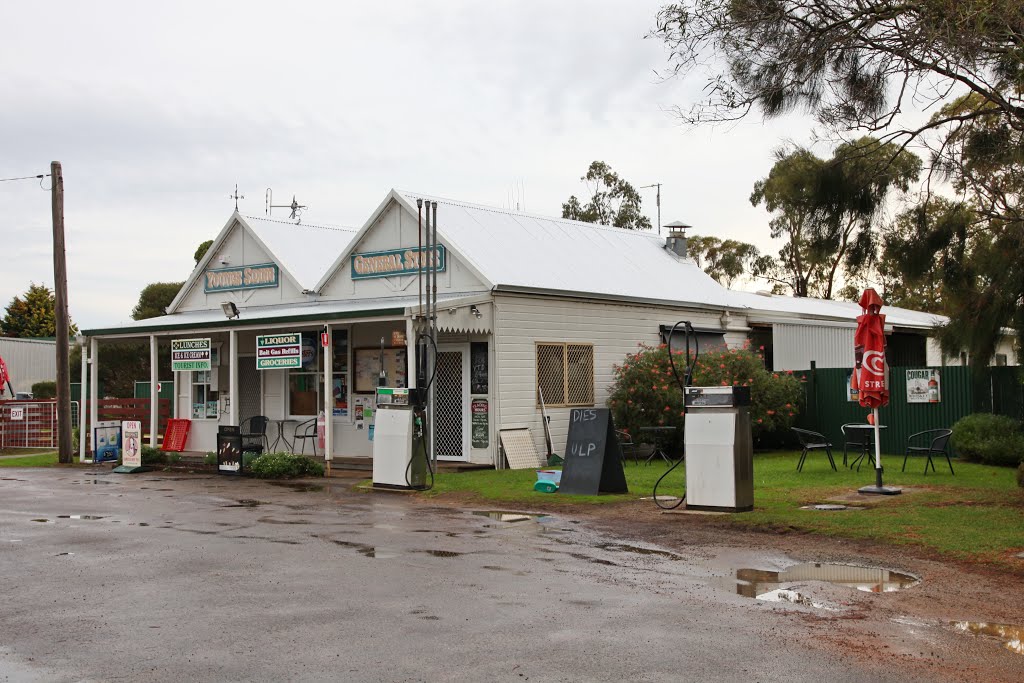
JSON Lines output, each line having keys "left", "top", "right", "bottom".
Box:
{"left": 265, "top": 188, "right": 308, "bottom": 222}
{"left": 229, "top": 184, "right": 245, "bottom": 211}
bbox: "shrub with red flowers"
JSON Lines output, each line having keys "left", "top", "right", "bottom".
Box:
{"left": 607, "top": 343, "right": 802, "bottom": 442}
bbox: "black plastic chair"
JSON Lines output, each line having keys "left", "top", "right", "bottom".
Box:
{"left": 903, "top": 428, "right": 954, "bottom": 474}
{"left": 841, "top": 423, "right": 874, "bottom": 469}
{"left": 240, "top": 415, "right": 269, "bottom": 455}
{"left": 616, "top": 430, "right": 642, "bottom": 465}
{"left": 293, "top": 418, "right": 318, "bottom": 458}
{"left": 792, "top": 428, "right": 836, "bottom": 472}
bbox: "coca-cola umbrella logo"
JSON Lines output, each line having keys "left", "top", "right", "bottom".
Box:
{"left": 863, "top": 350, "right": 885, "bottom": 375}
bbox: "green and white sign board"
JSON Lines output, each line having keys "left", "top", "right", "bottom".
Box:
{"left": 257, "top": 332, "right": 303, "bottom": 369}
{"left": 171, "top": 338, "right": 212, "bottom": 372}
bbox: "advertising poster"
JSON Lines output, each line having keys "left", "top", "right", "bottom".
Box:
{"left": 121, "top": 421, "right": 142, "bottom": 468}
{"left": 846, "top": 370, "right": 859, "bottom": 402}
{"left": 906, "top": 369, "right": 941, "bottom": 403}
{"left": 93, "top": 421, "right": 122, "bottom": 463}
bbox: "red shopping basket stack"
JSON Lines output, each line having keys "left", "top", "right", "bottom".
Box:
{"left": 162, "top": 418, "right": 191, "bottom": 452}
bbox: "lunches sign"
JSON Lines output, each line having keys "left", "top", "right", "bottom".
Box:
{"left": 204, "top": 263, "right": 279, "bottom": 293}
{"left": 171, "top": 338, "right": 212, "bottom": 372}
{"left": 257, "top": 333, "right": 303, "bottom": 369}
{"left": 351, "top": 246, "right": 446, "bottom": 280}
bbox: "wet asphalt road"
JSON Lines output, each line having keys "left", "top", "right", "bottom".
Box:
{"left": 1, "top": 469, "right": 925, "bottom": 682}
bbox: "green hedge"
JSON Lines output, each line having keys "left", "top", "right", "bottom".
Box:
{"left": 249, "top": 452, "right": 324, "bottom": 479}
{"left": 951, "top": 413, "right": 1024, "bottom": 467}
{"left": 31, "top": 381, "right": 56, "bottom": 398}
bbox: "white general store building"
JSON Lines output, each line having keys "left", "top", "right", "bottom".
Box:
{"left": 80, "top": 189, "right": 1016, "bottom": 465}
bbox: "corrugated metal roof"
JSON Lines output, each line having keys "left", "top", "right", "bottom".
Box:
{"left": 239, "top": 214, "right": 358, "bottom": 290}
{"left": 396, "top": 191, "right": 737, "bottom": 310}
{"left": 83, "top": 293, "right": 481, "bottom": 336}
{"left": 730, "top": 291, "right": 946, "bottom": 330}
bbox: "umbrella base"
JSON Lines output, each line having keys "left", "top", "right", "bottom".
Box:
{"left": 858, "top": 485, "right": 902, "bottom": 496}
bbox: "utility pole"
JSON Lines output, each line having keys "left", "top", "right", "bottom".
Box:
{"left": 51, "top": 161, "right": 72, "bottom": 464}
{"left": 639, "top": 183, "right": 662, "bottom": 235}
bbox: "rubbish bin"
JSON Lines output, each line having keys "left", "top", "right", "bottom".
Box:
{"left": 217, "top": 425, "right": 243, "bottom": 475}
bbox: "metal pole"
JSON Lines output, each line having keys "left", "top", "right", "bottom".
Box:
{"left": 150, "top": 335, "right": 159, "bottom": 448}
{"left": 430, "top": 201, "right": 439, "bottom": 470}
{"left": 78, "top": 338, "right": 87, "bottom": 462}
{"left": 417, "top": 199, "right": 424, "bottom": 322}
{"left": 89, "top": 337, "right": 99, "bottom": 463}
{"left": 873, "top": 408, "right": 883, "bottom": 488}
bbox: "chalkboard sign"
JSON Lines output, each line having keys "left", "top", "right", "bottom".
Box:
{"left": 559, "top": 408, "right": 628, "bottom": 495}
{"left": 470, "top": 342, "right": 488, "bottom": 395}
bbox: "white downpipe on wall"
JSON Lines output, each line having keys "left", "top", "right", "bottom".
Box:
{"left": 149, "top": 335, "right": 158, "bottom": 448}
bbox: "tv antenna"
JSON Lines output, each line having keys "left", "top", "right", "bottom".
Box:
{"left": 265, "top": 188, "right": 308, "bottom": 221}
{"left": 229, "top": 184, "right": 245, "bottom": 211}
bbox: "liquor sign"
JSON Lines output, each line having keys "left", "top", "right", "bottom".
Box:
{"left": 906, "top": 369, "right": 941, "bottom": 404}
{"left": 256, "top": 332, "right": 303, "bottom": 369}
{"left": 203, "top": 263, "right": 279, "bottom": 293}
{"left": 171, "top": 338, "right": 212, "bottom": 372}
{"left": 351, "top": 246, "right": 446, "bottom": 280}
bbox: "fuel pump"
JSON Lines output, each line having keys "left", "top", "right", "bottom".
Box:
{"left": 652, "top": 321, "right": 698, "bottom": 510}
{"left": 652, "top": 321, "right": 755, "bottom": 512}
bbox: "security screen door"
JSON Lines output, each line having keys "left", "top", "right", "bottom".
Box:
{"left": 434, "top": 346, "right": 469, "bottom": 461}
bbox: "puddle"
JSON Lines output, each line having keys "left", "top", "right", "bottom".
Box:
{"left": 315, "top": 536, "right": 399, "bottom": 559}
{"left": 1, "top": 478, "right": 27, "bottom": 481}
{"left": 472, "top": 511, "right": 547, "bottom": 523}
{"left": 800, "top": 504, "right": 863, "bottom": 511}
{"left": 952, "top": 621, "right": 1024, "bottom": 655}
{"left": 56, "top": 552, "right": 74, "bottom": 556}
{"left": 725, "top": 563, "right": 919, "bottom": 598}
{"left": 31, "top": 519, "right": 51, "bottom": 523}
{"left": 756, "top": 589, "right": 835, "bottom": 610}
{"left": 57, "top": 515, "right": 105, "bottom": 520}
{"left": 138, "top": 523, "right": 150, "bottom": 527}
{"left": 594, "top": 542, "right": 680, "bottom": 559}
{"left": 71, "top": 480, "right": 113, "bottom": 485}
{"left": 257, "top": 517, "right": 312, "bottom": 525}
{"left": 222, "top": 500, "right": 267, "bottom": 508}
{"left": 418, "top": 549, "right": 463, "bottom": 558}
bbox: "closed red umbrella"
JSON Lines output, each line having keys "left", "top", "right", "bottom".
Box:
{"left": 0, "top": 355, "right": 12, "bottom": 396}
{"left": 853, "top": 289, "right": 900, "bottom": 495}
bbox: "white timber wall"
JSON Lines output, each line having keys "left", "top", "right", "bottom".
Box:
{"left": 493, "top": 293, "right": 748, "bottom": 462}
{"left": 772, "top": 323, "right": 855, "bottom": 371}
{"left": 0, "top": 338, "right": 56, "bottom": 395}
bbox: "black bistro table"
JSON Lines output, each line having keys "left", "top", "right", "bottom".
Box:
{"left": 638, "top": 426, "right": 677, "bottom": 465}
{"left": 269, "top": 418, "right": 300, "bottom": 453}
{"left": 844, "top": 423, "right": 887, "bottom": 470}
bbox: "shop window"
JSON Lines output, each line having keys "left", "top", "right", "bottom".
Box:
{"left": 289, "top": 332, "right": 322, "bottom": 417}
{"left": 536, "top": 343, "right": 594, "bottom": 407}
{"left": 332, "top": 329, "right": 349, "bottom": 416}
{"left": 192, "top": 370, "right": 218, "bottom": 419}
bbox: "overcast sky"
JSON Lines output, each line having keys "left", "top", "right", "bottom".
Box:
{"left": 1, "top": 1, "right": 824, "bottom": 330}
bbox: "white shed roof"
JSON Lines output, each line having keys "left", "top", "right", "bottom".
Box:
{"left": 239, "top": 214, "right": 358, "bottom": 291}
{"left": 391, "top": 191, "right": 737, "bottom": 310}
{"left": 730, "top": 290, "right": 946, "bottom": 330}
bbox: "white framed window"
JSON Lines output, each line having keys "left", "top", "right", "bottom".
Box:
{"left": 332, "top": 328, "right": 349, "bottom": 418}
{"left": 191, "top": 370, "right": 218, "bottom": 419}
{"left": 288, "top": 332, "right": 323, "bottom": 418}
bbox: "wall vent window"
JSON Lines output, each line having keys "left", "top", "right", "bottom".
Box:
{"left": 536, "top": 343, "right": 594, "bottom": 407}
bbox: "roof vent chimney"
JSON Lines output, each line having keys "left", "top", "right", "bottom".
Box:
{"left": 663, "top": 220, "right": 691, "bottom": 258}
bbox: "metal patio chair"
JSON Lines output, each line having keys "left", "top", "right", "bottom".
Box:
{"left": 903, "top": 428, "right": 954, "bottom": 474}
{"left": 240, "top": 415, "right": 269, "bottom": 455}
{"left": 792, "top": 428, "right": 837, "bottom": 472}
{"left": 615, "top": 430, "right": 643, "bottom": 465}
{"left": 293, "top": 418, "right": 318, "bottom": 458}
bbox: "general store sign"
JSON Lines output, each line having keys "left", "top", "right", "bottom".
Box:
{"left": 256, "top": 332, "right": 303, "bottom": 369}
{"left": 351, "top": 246, "right": 446, "bottom": 280}
{"left": 171, "top": 338, "right": 212, "bottom": 372}
{"left": 204, "top": 263, "right": 279, "bottom": 293}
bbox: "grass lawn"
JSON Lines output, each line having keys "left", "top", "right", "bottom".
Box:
{"left": 0, "top": 451, "right": 59, "bottom": 467}
{"left": 429, "top": 451, "right": 1024, "bottom": 564}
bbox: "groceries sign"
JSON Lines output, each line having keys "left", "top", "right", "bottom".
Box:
{"left": 171, "top": 338, "right": 212, "bottom": 371}
{"left": 204, "top": 263, "right": 279, "bottom": 293}
{"left": 256, "top": 333, "right": 303, "bottom": 369}
{"left": 351, "top": 246, "right": 446, "bottom": 280}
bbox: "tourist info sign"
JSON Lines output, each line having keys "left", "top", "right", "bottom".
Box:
{"left": 256, "top": 332, "right": 303, "bottom": 369}
{"left": 171, "top": 338, "right": 212, "bottom": 372}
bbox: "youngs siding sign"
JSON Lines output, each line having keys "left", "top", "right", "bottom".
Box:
{"left": 351, "top": 246, "right": 446, "bottom": 280}
{"left": 204, "top": 263, "right": 279, "bottom": 293}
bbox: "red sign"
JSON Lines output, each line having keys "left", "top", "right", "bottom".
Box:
{"left": 321, "top": 331, "right": 329, "bottom": 348}
{"left": 0, "top": 354, "right": 9, "bottom": 393}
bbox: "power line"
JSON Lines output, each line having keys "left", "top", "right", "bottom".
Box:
{"left": 0, "top": 173, "right": 50, "bottom": 183}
